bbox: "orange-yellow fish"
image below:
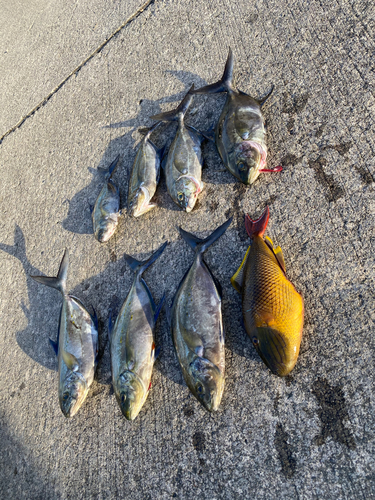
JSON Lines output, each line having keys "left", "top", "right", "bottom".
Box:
{"left": 231, "top": 207, "right": 304, "bottom": 376}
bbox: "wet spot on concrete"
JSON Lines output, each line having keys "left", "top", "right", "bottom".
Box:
{"left": 245, "top": 12, "right": 258, "bottom": 24}
{"left": 312, "top": 378, "right": 356, "bottom": 450}
{"left": 110, "top": 250, "right": 117, "bottom": 262}
{"left": 19, "top": 382, "right": 25, "bottom": 391}
{"left": 285, "top": 375, "right": 294, "bottom": 387}
{"left": 209, "top": 200, "right": 219, "bottom": 212}
{"left": 14, "top": 467, "right": 17, "bottom": 475}
{"left": 308, "top": 157, "right": 344, "bottom": 202}
{"left": 355, "top": 165, "right": 373, "bottom": 185}
{"left": 192, "top": 431, "right": 206, "bottom": 453}
{"left": 281, "top": 154, "right": 302, "bottom": 166}
{"left": 286, "top": 118, "right": 295, "bottom": 134}
{"left": 321, "top": 142, "right": 352, "bottom": 156}
{"left": 315, "top": 124, "right": 326, "bottom": 138}
{"left": 274, "top": 423, "right": 296, "bottom": 478}
{"left": 183, "top": 406, "right": 194, "bottom": 417}
{"left": 282, "top": 93, "right": 309, "bottom": 115}
{"left": 261, "top": 194, "right": 277, "bottom": 211}
{"left": 274, "top": 391, "right": 280, "bottom": 411}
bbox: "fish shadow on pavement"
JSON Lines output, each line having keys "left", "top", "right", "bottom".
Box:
{"left": 62, "top": 70, "right": 234, "bottom": 233}
{"left": 0, "top": 226, "right": 126, "bottom": 384}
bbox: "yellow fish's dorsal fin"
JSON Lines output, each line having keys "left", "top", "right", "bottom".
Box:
{"left": 265, "top": 236, "right": 286, "bottom": 274}
{"left": 274, "top": 246, "right": 286, "bottom": 274}
{"left": 231, "top": 246, "right": 251, "bottom": 293}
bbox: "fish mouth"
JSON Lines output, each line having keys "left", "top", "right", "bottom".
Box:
{"left": 251, "top": 327, "right": 297, "bottom": 377}
{"left": 95, "top": 216, "right": 118, "bottom": 242}
{"left": 236, "top": 141, "right": 267, "bottom": 185}
{"left": 129, "top": 186, "right": 155, "bottom": 217}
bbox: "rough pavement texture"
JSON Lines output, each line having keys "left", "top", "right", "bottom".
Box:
{"left": 0, "top": 0, "right": 374, "bottom": 499}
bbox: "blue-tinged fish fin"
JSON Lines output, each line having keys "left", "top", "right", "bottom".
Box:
{"left": 258, "top": 85, "right": 274, "bottom": 107}
{"left": 140, "top": 278, "right": 156, "bottom": 311}
{"left": 153, "top": 346, "right": 161, "bottom": 360}
{"left": 195, "top": 346, "right": 204, "bottom": 357}
{"left": 185, "top": 125, "right": 205, "bottom": 144}
{"left": 202, "top": 258, "right": 223, "bottom": 299}
{"left": 108, "top": 310, "right": 115, "bottom": 344}
{"left": 123, "top": 241, "right": 168, "bottom": 277}
{"left": 150, "top": 85, "right": 194, "bottom": 122}
{"left": 154, "top": 293, "right": 165, "bottom": 323}
{"left": 98, "top": 155, "right": 120, "bottom": 180}
{"left": 179, "top": 218, "right": 232, "bottom": 254}
{"left": 30, "top": 249, "right": 69, "bottom": 295}
{"left": 49, "top": 338, "right": 58, "bottom": 356}
{"left": 89, "top": 203, "right": 94, "bottom": 214}
{"left": 91, "top": 306, "right": 99, "bottom": 330}
{"left": 191, "top": 48, "right": 234, "bottom": 95}
{"left": 158, "top": 143, "right": 167, "bottom": 160}
{"left": 69, "top": 295, "right": 88, "bottom": 310}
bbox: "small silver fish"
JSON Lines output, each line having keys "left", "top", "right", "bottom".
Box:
{"left": 110, "top": 242, "right": 167, "bottom": 420}
{"left": 92, "top": 155, "right": 121, "bottom": 242}
{"left": 31, "top": 250, "right": 98, "bottom": 418}
{"left": 171, "top": 218, "right": 232, "bottom": 411}
{"left": 191, "top": 48, "right": 282, "bottom": 185}
{"left": 150, "top": 86, "right": 204, "bottom": 213}
{"left": 128, "top": 122, "right": 164, "bottom": 217}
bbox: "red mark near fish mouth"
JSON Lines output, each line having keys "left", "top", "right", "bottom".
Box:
{"left": 259, "top": 165, "right": 283, "bottom": 173}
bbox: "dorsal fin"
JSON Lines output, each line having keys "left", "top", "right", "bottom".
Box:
{"left": 230, "top": 246, "right": 251, "bottom": 292}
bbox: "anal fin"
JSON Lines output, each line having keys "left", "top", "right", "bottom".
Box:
{"left": 230, "top": 246, "right": 251, "bottom": 293}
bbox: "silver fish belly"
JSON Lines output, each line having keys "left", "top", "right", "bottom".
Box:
{"left": 92, "top": 181, "right": 120, "bottom": 242}
{"left": 58, "top": 295, "right": 98, "bottom": 417}
{"left": 128, "top": 135, "right": 161, "bottom": 217}
{"left": 165, "top": 124, "right": 203, "bottom": 212}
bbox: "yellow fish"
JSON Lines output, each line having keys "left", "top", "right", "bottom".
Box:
{"left": 231, "top": 207, "right": 304, "bottom": 376}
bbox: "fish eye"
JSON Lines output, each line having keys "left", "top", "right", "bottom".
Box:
{"left": 177, "top": 192, "right": 184, "bottom": 201}
{"left": 196, "top": 383, "right": 204, "bottom": 394}
{"left": 63, "top": 393, "right": 69, "bottom": 401}
{"left": 121, "top": 394, "right": 126, "bottom": 403}
{"left": 238, "top": 162, "right": 246, "bottom": 171}
{"left": 252, "top": 336, "right": 259, "bottom": 345}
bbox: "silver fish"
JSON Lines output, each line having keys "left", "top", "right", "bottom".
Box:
{"left": 150, "top": 86, "right": 204, "bottom": 213}
{"left": 31, "top": 250, "right": 98, "bottom": 418}
{"left": 92, "top": 155, "right": 121, "bottom": 242}
{"left": 110, "top": 242, "right": 167, "bottom": 420}
{"left": 191, "top": 48, "right": 281, "bottom": 185}
{"left": 128, "top": 122, "right": 164, "bottom": 217}
{"left": 171, "top": 218, "right": 232, "bottom": 411}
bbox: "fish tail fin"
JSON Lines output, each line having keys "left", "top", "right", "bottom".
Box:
{"left": 179, "top": 218, "right": 232, "bottom": 254}
{"left": 143, "top": 121, "right": 163, "bottom": 141}
{"left": 191, "top": 48, "right": 234, "bottom": 95}
{"left": 245, "top": 207, "right": 269, "bottom": 238}
{"left": 150, "top": 85, "right": 194, "bottom": 122}
{"left": 30, "top": 249, "right": 69, "bottom": 294}
{"left": 98, "top": 155, "right": 120, "bottom": 180}
{"left": 123, "top": 242, "right": 168, "bottom": 276}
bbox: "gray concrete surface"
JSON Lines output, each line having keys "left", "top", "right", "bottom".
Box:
{"left": 0, "top": 0, "right": 374, "bottom": 498}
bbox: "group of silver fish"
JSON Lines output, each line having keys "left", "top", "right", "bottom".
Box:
{"left": 31, "top": 49, "right": 304, "bottom": 419}
{"left": 92, "top": 48, "right": 282, "bottom": 243}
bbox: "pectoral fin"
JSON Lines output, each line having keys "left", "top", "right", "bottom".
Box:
{"left": 62, "top": 350, "right": 80, "bottom": 372}
{"left": 230, "top": 246, "right": 251, "bottom": 293}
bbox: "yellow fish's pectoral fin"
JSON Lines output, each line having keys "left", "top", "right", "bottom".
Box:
{"left": 265, "top": 236, "right": 286, "bottom": 274}
{"left": 230, "top": 246, "right": 250, "bottom": 293}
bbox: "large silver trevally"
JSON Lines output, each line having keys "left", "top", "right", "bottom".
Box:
{"left": 92, "top": 155, "right": 121, "bottom": 242}
{"left": 150, "top": 86, "right": 204, "bottom": 213}
{"left": 110, "top": 242, "right": 167, "bottom": 420}
{"left": 30, "top": 250, "right": 98, "bottom": 418}
{"left": 191, "top": 48, "right": 281, "bottom": 185}
{"left": 128, "top": 122, "right": 164, "bottom": 217}
{"left": 171, "top": 218, "right": 232, "bottom": 411}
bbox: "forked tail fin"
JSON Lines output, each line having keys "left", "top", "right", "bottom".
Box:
{"left": 190, "top": 48, "right": 234, "bottom": 95}
{"left": 30, "top": 249, "right": 69, "bottom": 295}
{"left": 179, "top": 218, "right": 232, "bottom": 254}
{"left": 123, "top": 241, "right": 168, "bottom": 277}
{"left": 245, "top": 206, "right": 269, "bottom": 239}
{"left": 150, "top": 86, "right": 194, "bottom": 122}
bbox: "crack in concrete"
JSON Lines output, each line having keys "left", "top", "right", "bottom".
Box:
{"left": 0, "top": 0, "right": 156, "bottom": 146}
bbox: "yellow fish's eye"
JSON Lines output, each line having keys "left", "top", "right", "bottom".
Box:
{"left": 252, "top": 336, "right": 259, "bottom": 345}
